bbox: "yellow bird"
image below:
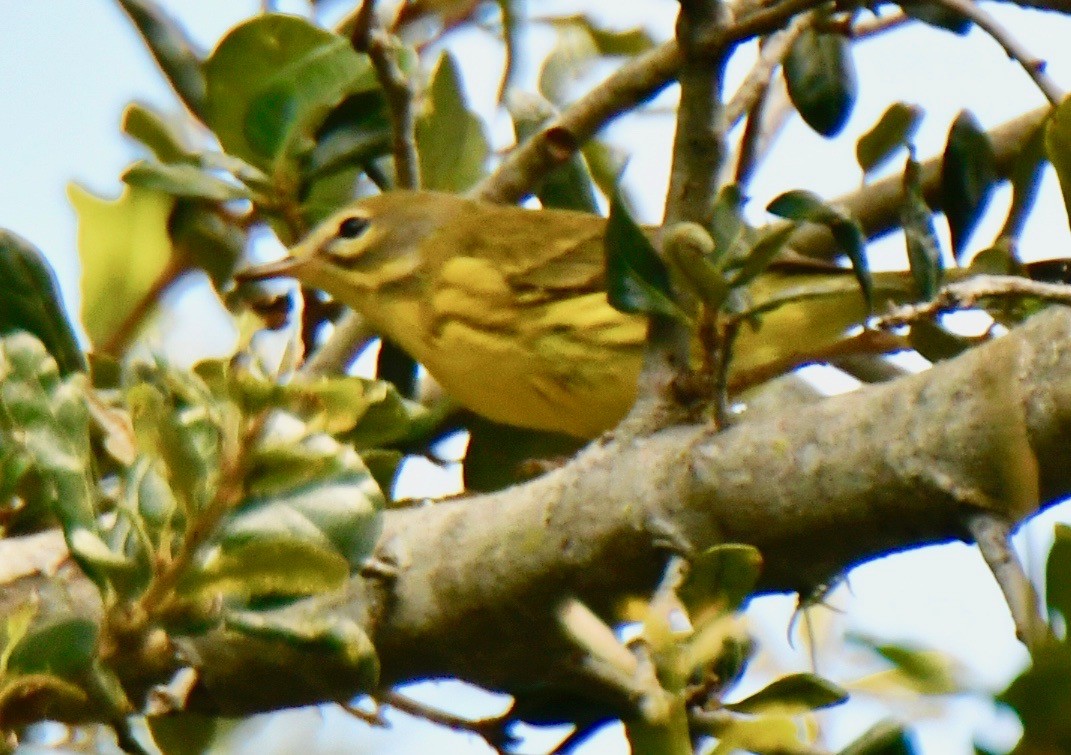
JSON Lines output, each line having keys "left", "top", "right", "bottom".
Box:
{"left": 239, "top": 191, "right": 916, "bottom": 438}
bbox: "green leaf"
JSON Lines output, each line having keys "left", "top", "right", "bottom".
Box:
{"left": 168, "top": 200, "right": 246, "bottom": 289}
{"left": 1045, "top": 95, "right": 1071, "bottom": 236}
{"left": 999, "top": 643, "right": 1071, "bottom": 751}
{"left": 204, "top": 15, "right": 378, "bottom": 169}
{"left": 0, "top": 334, "right": 101, "bottom": 571}
{"left": 1047, "top": 523, "right": 1071, "bottom": 624}
{"left": 7, "top": 618, "right": 99, "bottom": 679}
{"left": 838, "top": 720, "right": 917, "bottom": 755}
{"left": 857, "top": 637, "right": 960, "bottom": 695}
{"left": 726, "top": 672, "right": 848, "bottom": 714}
{"left": 729, "top": 224, "right": 798, "bottom": 289}
{"left": 116, "top": 0, "right": 208, "bottom": 120}
{"left": 856, "top": 102, "right": 923, "bottom": 174}
{"left": 902, "top": 155, "right": 944, "bottom": 300}
{"left": 0, "top": 230, "right": 86, "bottom": 375}
{"left": 784, "top": 28, "right": 857, "bottom": 138}
{"left": 605, "top": 192, "right": 686, "bottom": 319}
{"left": 180, "top": 432, "right": 383, "bottom": 599}
{"left": 123, "top": 161, "right": 251, "bottom": 202}
{"left": 942, "top": 111, "right": 997, "bottom": 260}
{"left": 416, "top": 52, "right": 491, "bottom": 192}
{"left": 147, "top": 714, "right": 220, "bottom": 755}
{"left": 223, "top": 610, "right": 378, "bottom": 690}
{"left": 69, "top": 183, "right": 176, "bottom": 351}
{"left": 121, "top": 102, "right": 193, "bottom": 164}
{"left": 663, "top": 224, "right": 731, "bottom": 310}
{"left": 766, "top": 190, "right": 872, "bottom": 307}
{"left": 678, "top": 544, "right": 762, "bottom": 614}
{"left": 303, "top": 91, "right": 392, "bottom": 186}
{"left": 908, "top": 318, "right": 970, "bottom": 362}
{"left": 509, "top": 92, "right": 600, "bottom": 213}
{"left": 708, "top": 184, "right": 752, "bottom": 266}
{"left": 896, "top": 0, "right": 971, "bottom": 34}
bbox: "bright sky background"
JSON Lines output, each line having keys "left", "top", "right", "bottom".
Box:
{"left": 5, "top": 1, "right": 1071, "bottom": 753}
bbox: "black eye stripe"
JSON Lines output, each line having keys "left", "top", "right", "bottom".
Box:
{"left": 337, "top": 216, "right": 370, "bottom": 239}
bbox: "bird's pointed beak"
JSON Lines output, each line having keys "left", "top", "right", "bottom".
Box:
{"left": 234, "top": 255, "right": 309, "bottom": 283}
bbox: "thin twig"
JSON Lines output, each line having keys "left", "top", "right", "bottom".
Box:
{"left": 875, "top": 274, "right": 1071, "bottom": 328}
{"left": 351, "top": 1, "right": 421, "bottom": 190}
{"left": 965, "top": 511, "right": 1050, "bottom": 653}
{"left": 475, "top": 0, "right": 830, "bottom": 204}
{"left": 931, "top": 0, "right": 1063, "bottom": 105}
{"left": 339, "top": 700, "right": 388, "bottom": 727}
{"left": 381, "top": 691, "right": 515, "bottom": 751}
{"left": 300, "top": 310, "right": 376, "bottom": 377}
{"left": 101, "top": 257, "right": 186, "bottom": 357}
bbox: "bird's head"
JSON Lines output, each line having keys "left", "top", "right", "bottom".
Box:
{"left": 236, "top": 191, "right": 461, "bottom": 301}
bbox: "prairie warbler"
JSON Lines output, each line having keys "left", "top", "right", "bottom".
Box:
{"left": 240, "top": 191, "right": 916, "bottom": 438}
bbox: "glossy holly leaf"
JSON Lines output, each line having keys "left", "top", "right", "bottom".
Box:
{"left": 416, "top": 52, "right": 490, "bottom": 192}
{"left": 605, "top": 192, "right": 686, "bottom": 320}
{"left": 69, "top": 183, "right": 175, "bottom": 351}
{"left": 1045, "top": 95, "right": 1071, "bottom": 234}
{"left": 767, "top": 190, "right": 872, "bottom": 307}
{"left": 856, "top": 102, "right": 923, "bottom": 174}
{"left": 942, "top": 111, "right": 997, "bottom": 260}
{"left": 896, "top": 0, "right": 971, "bottom": 34}
{"left": 116, "top": 0, "right": 207, "bottom": 120}
{"left": 726, "top": 672, "right": 847, "bottom": 714}
{"left": 902, "top": 155, "right": 944, "bottom": 299}
{"left": 0, "top": 230, "right": 85, "bottom": 375}
{"left": 784, "top": 28, "right": 857, "bottom": 138}
{"left": 121, "top": 102, "right": 193, "bottom": 164}
{"left": 838, "top": 720, "right": 917, "bottom": 754}
{"left": 204, "top": 15, "right": 378, "bottom": 169}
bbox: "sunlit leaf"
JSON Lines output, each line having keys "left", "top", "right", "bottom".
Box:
{"left": 416, "top": 52, "right": 490, "bottom": 191}
{"left": 69, "top": 183, "right": 175, "bottom": 351}
{"left": 726, "top": 673, "right": 847, "bottom": 714}
{"left": 856, "top": 102, "right": 923, "bottom": 174}
{"left": 123, "top": 161, "right": 251, "bottom": 203}
{"left": 121, "top": 102, "right": 193, "bottom": 164}
{"left": 204, "top": 15, "right": 378, "bottom": 169}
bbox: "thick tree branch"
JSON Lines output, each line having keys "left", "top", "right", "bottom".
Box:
{"left": 7, "top": 307, "right": 1071, "bottom": 722}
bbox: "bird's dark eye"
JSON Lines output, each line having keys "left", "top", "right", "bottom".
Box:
{"left": 337, "top": 216, "right": 370, "bottom": 239}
